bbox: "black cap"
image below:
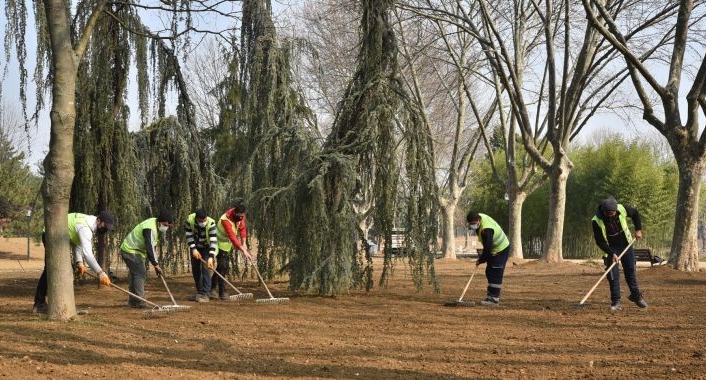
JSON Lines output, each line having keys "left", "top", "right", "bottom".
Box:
{"left": 97, "top": 211, "right": 114, "bottom": 230}
{"left": 601, "top": 197, "right": 618, "bottom": 212}
{"left": 466, "top": 211, "right": 481, "bottom": 223}
{"left": 195, "top": 208, "right": 207, "bottom": 219}
{"left": 157, "top": 209, "right": 174, "bottom": 224}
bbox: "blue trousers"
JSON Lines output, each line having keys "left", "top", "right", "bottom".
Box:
{"left": 603, "top": 245, "right": 642, "bottom": 302}
{"left": 190, "top": 247, "right": 212, "bottom": 296}
{"left": 486, "top": 246, "right": 510, "bottom": 298}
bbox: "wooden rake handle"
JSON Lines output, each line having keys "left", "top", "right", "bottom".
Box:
{"left": 458, "top": 265, "right": 479, "bottom": 303}
{"left": 199, "top": 258, "right": 245, "bottom": 295}
{"left": 579, "top": 238, "right": 636, "bottom": 305}
{"left": 85, "top": 271, "right": 161, "bottom": 308}
{"left": 158, "top": 273, "right": 178, "bottom": 305}
{"left": 247, "top": 258, "right": 275, "bottom": 299}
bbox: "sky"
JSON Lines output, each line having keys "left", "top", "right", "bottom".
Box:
{"left": 0, "top": 0, "right": 688, "bottom": 174}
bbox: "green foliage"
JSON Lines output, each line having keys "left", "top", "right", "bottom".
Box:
{"left": 466, "top": 134, "right": 680, "bottom": 258}
{"left": 566, "top": 137, "right": 677, "bottom": 257}
{"left": 0, "top": 128, "right": 41, "bottom": 237}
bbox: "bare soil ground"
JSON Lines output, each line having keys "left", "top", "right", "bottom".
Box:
{"left": 2, "top": 237, "right": 706, "bottom": 379}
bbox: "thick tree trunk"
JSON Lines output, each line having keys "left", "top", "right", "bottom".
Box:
{"left": 43, "top": 0, "right": 78, "bottom": 321}
{"left": 541, "top": 161, "right": 570, "bottom": 263}
{"left": 669, "top": 158, "right": 703, "bottom": 271}
{"left": 439, "top": 202, "right": 457, "bottom": 260}
{"left": 507, "top": 192, "right": 527, "bottom": 259}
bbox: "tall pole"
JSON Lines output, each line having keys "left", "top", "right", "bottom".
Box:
{"left": 26, "top": 209, "right": 32, "bottom": 261}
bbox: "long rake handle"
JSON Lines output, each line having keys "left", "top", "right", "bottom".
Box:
{"left": 579, "top": 238, "right": 636, "bottom": 305}
{"left": 85, "top": 271, "right": 161, "bottom": 308}
{"left": 248, "top": 259, "right": 275, "bottom": 299}
{"left": 158, "top": 274, "right": 178, "bottom": 305}
{"left": 458, "top": 265, "right": 478, "bottom": 302}
{"left": 200, "top": 258, "right": 245, "bottom": 295}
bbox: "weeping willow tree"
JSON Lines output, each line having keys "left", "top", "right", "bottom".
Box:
{"left": 71, "top": 5, "right": 142, "bottom": 270}
{"left": 239, "top": 0, "right": 439, "bottom": 294}
{"left": 69, "top": 6, "right": 224, "bottom": 274}
{"left": 235, "top": 0, "right": 319, "bottom": 281}
{"left": 4, "top": 0, "right": 231, "bottom": 320}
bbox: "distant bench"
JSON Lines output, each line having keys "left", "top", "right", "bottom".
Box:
{"left": 634, "top": 248, "right": 663, "bottom": 266}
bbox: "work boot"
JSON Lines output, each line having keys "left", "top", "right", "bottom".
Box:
{"left": 209, "top": 289, "right": 219, "bottom": 300}
{"left": 196, "top": 294, "right": 210, "bottom": 303}
{"left": 32, "top": 303, "right": 48, "bottom": 314}
{"left": 187, "top": 294, "right": 199, "bottom": 302}
{"left": 480, "top": 296, "right": 500, "bottom": 307}
{"left": 219, "top": 292, "right": 230, "bottom": 301}
{"left": 628, "top": 293, "right": 648, "bottom": 308}
{"left": 610, "top": 300, "right": 622, "bottom": 311}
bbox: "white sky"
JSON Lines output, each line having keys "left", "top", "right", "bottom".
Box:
{"left": 0, "top": 1, "right": 684, "bottom": 173}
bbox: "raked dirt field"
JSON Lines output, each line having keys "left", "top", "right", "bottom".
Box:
{"left": 1, "top": 237, "right": 706, "bottom": 379}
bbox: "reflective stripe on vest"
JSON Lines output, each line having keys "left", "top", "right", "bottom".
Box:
{"left": 591, "top": 204, "right": 632, "bottom": 243}
{"left": 479, "top": 213, "right": 510, "bottom": 254}
{"left": 120, "top": 218, "right": 158, "bottom": 257}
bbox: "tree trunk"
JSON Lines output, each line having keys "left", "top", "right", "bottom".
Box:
{"left": 541, "top": 160, "right": 570, "bottom": 263}
{"left": 439, "top": 202, "right": 457, "bottom": 260}
{"left": 669, "top": 158, "right": 703, "bottom": 271}
{"left": 507, "top": 191, "right": 527, "bottom": 259}
{"left": 43, "top": 0, "right": 78, "bottom": 321}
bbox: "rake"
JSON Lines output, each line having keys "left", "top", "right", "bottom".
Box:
{"left": 578, "top": 238, "right": 636, "bottom": 307}
{"left": 249, "top": 260, "right": 289, "bottom": 304}
{"left": 157, "top": 273, "right": 191, "bottom": 312}
{"left": 200, "top": 258, "right": 253, "bottom": 301}
{"left": 444, "top": 265, "right": 478, "bottom": 307}
{"left": 85, "top": 271, "right": 175, "bottom": 316}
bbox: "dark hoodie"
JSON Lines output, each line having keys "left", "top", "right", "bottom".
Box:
{"left": 591, "top": 202, "right": 642, "bottom": 255}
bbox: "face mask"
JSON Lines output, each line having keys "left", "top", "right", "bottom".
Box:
{"left": 197, "top": 221, "right": 206, "bottom": 227}
{"left": 469, "top": 223, "right": 480, "bottom": 230}
{"left": 158, "top": 224, "right": 169, "bottom": 233}
{"left": 233, "top": 215, "right": 243, "bottom": 222}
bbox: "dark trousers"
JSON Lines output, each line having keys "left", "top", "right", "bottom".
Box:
{"left": 190, "top": 247, "right": 212, "bottom": 296}
{"left": 33, "top": 233, "right": 48, "bottom": 305}
{"left": 211, "top": 248, "right": 231, "bottom": 295}
{"left": 604, "top": 245, "right": 641, "bottom": 302}
{"left": 34, "top": 267, "right": 48, "bottom": 306}
{"left": 486, "top": 246, "right": 510, "bottom": 299}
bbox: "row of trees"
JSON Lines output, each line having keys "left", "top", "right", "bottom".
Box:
{"left": 0, "top": 104, "right": 42, "bottom": 235}
{"left": 2, "top": 0, "right": 706, "bottom": 321}
{"left": 468, "top": 132, "right": 690, "bottom": 259}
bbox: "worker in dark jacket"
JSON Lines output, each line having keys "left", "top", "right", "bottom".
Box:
{"left": 467, "top": 211, "right": 510, "bottom": 307}
{"left": 591, "top": 196, "right": 648, "bottom": 311}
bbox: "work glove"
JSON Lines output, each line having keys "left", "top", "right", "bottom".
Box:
{"left": 98, "top": 271, "right": 111, "bottom": 286}
{"left": 154, "top": 265, "right": 164, "bottom": 276}
{"left": 191, "top": 249, "right": 201, "bottom": 260}
{"left": 76, "top": 264, "right": 87, "bottom": 276}
{"left": 207, "top": 257, "right": 215, "bottom": 270}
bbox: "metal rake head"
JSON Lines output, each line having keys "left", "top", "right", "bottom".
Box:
{"left": 255, "top": 297, "right": 290, "bottom": 304}
{"left": 229, "top": 293, "right": 254, "bottom": 301}
{"left": 161, "top": 304, "right": 191, "bottom": 312}
{"left": 142, "top": 306, "right": 175, "bottom": 318}
{"left": 443, "top": 300, "right": 476, "bottom": 307}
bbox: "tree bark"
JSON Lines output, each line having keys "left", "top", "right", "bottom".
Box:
{"left": 541, "top": 159, "right": 570, "bottom": 263}
{"left": 507, "top": 191, "right": 527, "bottom": 259}
{"left": 670, "top": 157, "right": 703, "bottom": 271}
{"left": 42, "top": 0, "right": 78, "bottom": 321}
{"left": 439, "top": 201, "right": 457, "bottom": 260}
